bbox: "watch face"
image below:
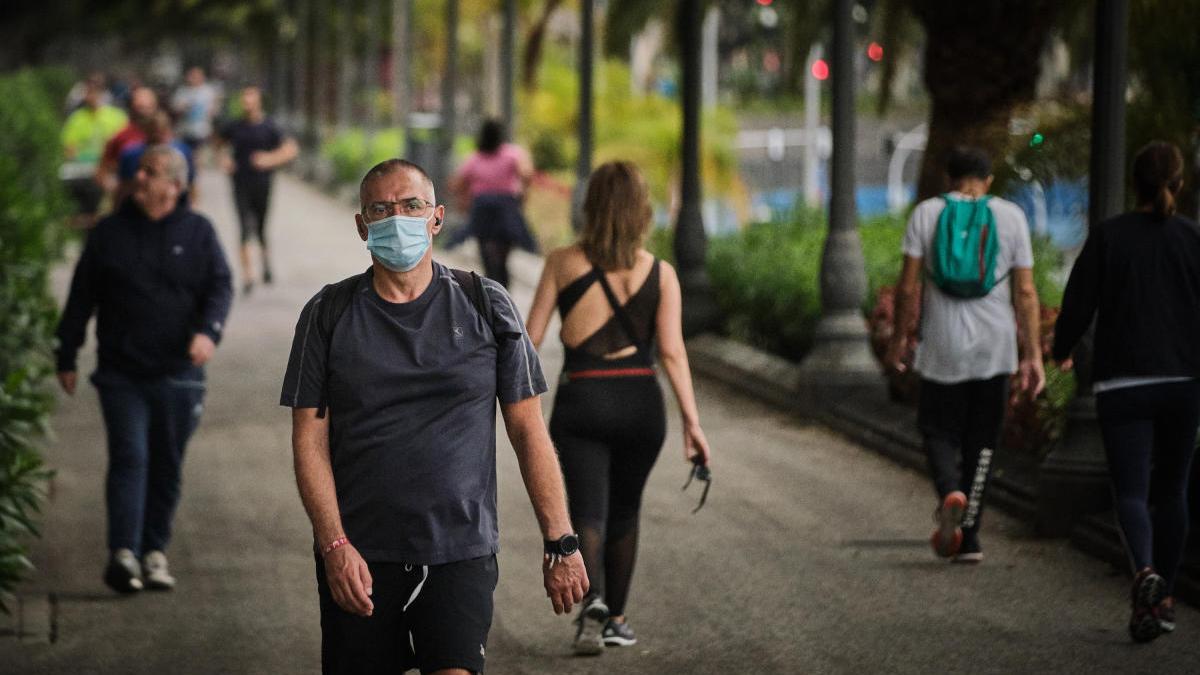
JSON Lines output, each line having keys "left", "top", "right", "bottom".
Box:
{"left": 559, "top": 534, "right": 580, "bottom": 556}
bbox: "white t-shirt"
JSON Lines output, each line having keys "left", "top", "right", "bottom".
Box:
{"left": 901, "top": 193, "right": 1035, "bottom": 384}
{"left": 172, "top": 83, "right": 218, "bottom": 140}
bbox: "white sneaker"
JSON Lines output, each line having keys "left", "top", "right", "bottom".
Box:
{"left": 142, "top": 550, "right": 176, "bottom": 590}
{"left": 572, "top": 596, "right": 608, "bottom": 656}
{"left": 104, "top": 548, "right": 144, "bottom": 593}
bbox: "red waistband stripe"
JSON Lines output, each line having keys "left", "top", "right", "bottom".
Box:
{"left": 567, "top": 368, "right": 656, "bottom": 381}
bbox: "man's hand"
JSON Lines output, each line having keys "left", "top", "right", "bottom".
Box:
{"left": 1019, "top": 357, "right": 1046, "bottom": 399}
{"left": 885, "top": 336, "right": 910, "bottom": 374}
{"left": 249, "top": 150, "right": 272, "bottom": 171}
{"left": 220, "top": 154, "right": 235, "bottom": 175}
{"left": 57, "top": 371, "right": 77, "bottom": 396}
{"left": 324, "top": 544, "right": 374, "bottom": 617}
{"left": 543, "top": 552, "right": 588, "bottom": 615}
{"left": 189, "top": 333, "right": 216, "bottom": 366}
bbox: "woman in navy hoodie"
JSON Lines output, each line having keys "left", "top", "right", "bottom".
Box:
{"left": 1054, "top": 141, "right": 1200, "bottom": 643}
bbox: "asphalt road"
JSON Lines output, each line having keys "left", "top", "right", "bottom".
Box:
{"left": 5, "top": 168, "right": 1199, "bottom": 674}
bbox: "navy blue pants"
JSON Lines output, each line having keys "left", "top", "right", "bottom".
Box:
{"left": 92, "top": 367, "right": 206, "bottom": 556}
{"left": 1097, "top": 380, "right": 1200, "bottom": 592}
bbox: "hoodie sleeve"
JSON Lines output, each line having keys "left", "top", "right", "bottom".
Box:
{"left": 55, "top": 229, "right": 101, "bottom": 372}
{"left": 197, "top": 217, "right": 234, "bottom": 343}
{"left": 1052, "top": 225, "right": 1103, "bottom": 361}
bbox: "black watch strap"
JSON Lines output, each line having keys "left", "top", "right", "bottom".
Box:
{"left": 544, "top": 533, "right": 580, "bottom": 557}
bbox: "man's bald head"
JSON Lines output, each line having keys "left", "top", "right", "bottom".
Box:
{"left": 358, "top": 159, "right": 435, "bottom": 212}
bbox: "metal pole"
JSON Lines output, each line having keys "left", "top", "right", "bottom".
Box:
{"left": 392, "top": 0, "right": 411, "bottom": 156}
{"left": 364, "top": 0, "right": 381, "bottom": 138}
{"left": 337, "top": 3, "right": 354, "bottom": 132}
{"left": 571, "top": 0, "right": 595, "bottom": 231}
{"left": 674, "top": 0, "right": 719, "bottom": 336}
{"left": 1037, "top": 0, "right": 1127, "bottom": 536}
{"left": 803, "top": 44, "right": 823, "bottom": 207}
{"left": 437, "top": 0, "right": 459, "bottom": 192}
{"left": 800, "top": 0, "right": 876, "bottom": 385}
{"left": 502, "top": 0, "right": 517, "bottom": 133}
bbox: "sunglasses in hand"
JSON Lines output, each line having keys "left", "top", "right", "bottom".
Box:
{"left": 682, "top": 455, "right": 711, "bottom": 514}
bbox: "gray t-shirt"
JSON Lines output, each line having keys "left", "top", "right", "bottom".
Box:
{"left": 901, "top": 193, "right": 1034, "bottom": 384}
{"left": 280, "top": 262, "right": 547, "bottom": 564}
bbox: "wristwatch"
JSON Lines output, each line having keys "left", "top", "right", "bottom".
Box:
{"left": 544, "top": 533, "right": 580, "bottom": 557}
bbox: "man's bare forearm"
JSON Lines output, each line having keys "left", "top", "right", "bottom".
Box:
{"left": 292, "top": 409, "right": 345, "bottom": 546}
{"left": 502, "top": 398, "right": 573, "bottom": 539}
{"left": 1014, "top": 276, "right": 1042, "bottom": 358}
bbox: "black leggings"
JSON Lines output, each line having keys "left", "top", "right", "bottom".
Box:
{"left": 1097, "top": 380, "right": 1200, "bottom": 593}
{"left": 917, "top": 375, "right": 1009, "bottom": 544}
{"left": 478, "top": 238, "right": 511, "bottom": 288}
{"left": 234, "top": 177, "right": 272, "bottom": 247}
{"left": 550, "top": 375, "right": 666, "bottom": 617}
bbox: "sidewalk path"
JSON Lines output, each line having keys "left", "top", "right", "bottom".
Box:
{"left": 6, "top": 169, "right": 1200, "bottom": 673}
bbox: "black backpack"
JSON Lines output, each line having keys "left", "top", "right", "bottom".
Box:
{"left": 313, "top": 267, "right": 494, "bottom": 418}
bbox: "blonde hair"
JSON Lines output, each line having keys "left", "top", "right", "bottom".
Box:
{"left": 580, "top": 161, "right": 653, "bottom": 270}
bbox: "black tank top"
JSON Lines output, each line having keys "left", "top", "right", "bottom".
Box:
{"left": 556, "top": 260, "right": 660, "bottom": 371}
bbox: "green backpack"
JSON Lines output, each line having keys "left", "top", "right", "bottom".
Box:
{"left": 930, "top": 194, "right": 1000, "bottom": 298}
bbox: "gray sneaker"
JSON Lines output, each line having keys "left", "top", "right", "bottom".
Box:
{"left": 602, "top": 619, "right": 637, "bottom": 647}
{"left": 142, "top": 550, "right": 176, "bottom": 590}
{"left": 573, "top": 596, "right": 608, "bottom": 656}
{"left": 104, "top": 548, "right": 144, "bottom": 594}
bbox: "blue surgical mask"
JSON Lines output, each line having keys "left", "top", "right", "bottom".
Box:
{"left": 366, "top": 214, "right": 431, "bottom": 272}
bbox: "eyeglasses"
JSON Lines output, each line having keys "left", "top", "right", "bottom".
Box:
{"left": 365, "top": 198, "right": 435, "bottom": 219}
{"left": 682, "top": 456, "right": 711, "bottom": 514}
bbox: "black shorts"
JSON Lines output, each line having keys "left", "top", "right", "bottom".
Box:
{"left": 316, "top": 554, "right": 498, "bottom": 675}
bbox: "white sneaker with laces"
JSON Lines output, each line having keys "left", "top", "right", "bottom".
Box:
{"left": 142, "top": 550, "right": 176, "bottom": 590}
{"left": 573, "top": 596, "right": 608, "bottom": 656}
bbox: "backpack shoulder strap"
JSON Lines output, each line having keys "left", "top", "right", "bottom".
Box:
{"left": 315, "top": 268, "right": 369, "bottom": 419}
{"left": 450, "top": 267, "right": 495, "bottom": 335}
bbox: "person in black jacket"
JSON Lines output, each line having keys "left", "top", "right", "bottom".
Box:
{"left": 56, "top": 144, "right": 233, "bottom": 595}
{"left": 1053, "top": 141, "right": 1200, "bottom": 643}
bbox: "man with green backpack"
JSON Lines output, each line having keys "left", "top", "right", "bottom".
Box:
{"left": 885, "top": 146, "right": 1045, "bottom": 564}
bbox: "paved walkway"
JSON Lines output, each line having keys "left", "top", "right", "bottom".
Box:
{"left": 5, "top": 169, "right": 1200, "bottom": 673}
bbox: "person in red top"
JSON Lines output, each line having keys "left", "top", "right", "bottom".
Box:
{"left": 96, "top": 86, "right": 159, "bottom": 198}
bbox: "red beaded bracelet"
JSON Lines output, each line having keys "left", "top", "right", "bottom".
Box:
{"left": 322, "top": 536, "right": 349, "bottom": 557}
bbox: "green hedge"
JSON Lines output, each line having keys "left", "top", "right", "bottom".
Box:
{"left": 703, "top": 210, "right": 907, "bottom": 361}
{"left": 0, "top": 69, "right": 71, "bottom": 612}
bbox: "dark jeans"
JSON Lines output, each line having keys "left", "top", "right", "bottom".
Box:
{"left": 1096, "top": 380, "right": 1200, "bottom": 592}
{"left": 92, "top": 366, "right": 206, "bottom": 556}
{"left": 917, "top": 375, "right": 1009, "bottom": 543}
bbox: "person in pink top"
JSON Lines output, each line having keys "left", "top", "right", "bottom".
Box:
{"left": 449, "top": 119, "right": 537, "bottom": 287}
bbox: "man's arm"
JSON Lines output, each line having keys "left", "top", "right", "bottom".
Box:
{"left": 885, "top": 255, "right": 924, "bottom": 372}
{"left": 1011, "top": 267, "right": 1046, "bottom": 397}
{"left": 251, "top": 137, "right": 299, "bottom": 171}
{"left": 500, "top": 395, "right": 588, "bottom": 614}
{"left": 292, "top": 408, "right": 374, "bottom": 617}
{"left": 55, "top": 231, "right": 101, "bottom": 395}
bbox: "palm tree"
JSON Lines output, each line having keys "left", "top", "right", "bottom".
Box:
{"left": 900, "top": 0, "right": 1061, "bottom": 200}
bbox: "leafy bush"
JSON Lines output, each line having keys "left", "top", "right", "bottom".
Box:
{"left": 657, "top": 208, "right": 1070, "bottom": 457}
{"left": 703, "top": 211, "right": 906, "bottom": 361}
{"left": 0, "top": 69, "right": 71, "bottom": 612}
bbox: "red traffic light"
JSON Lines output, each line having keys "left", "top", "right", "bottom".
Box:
{"left": 867, "top": 42, "right": 884, "bottom": 62}
{"left": 756, "top": 0, "right": 773, "bottom": 5}
{"left": 811, "top": 58, "right": 829, "bottom": 81}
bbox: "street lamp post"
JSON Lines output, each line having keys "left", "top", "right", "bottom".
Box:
{"left": 1036, "top": 0, "right": 1127, "bottom": 535}
{"left": 436, "top": 0, "right": 459, "bottom": 193}
{"left": 674, "top": 0, "right": 719, "bottom": 336}
{"left": 392, "top": 0, "right": 411, "bottom": 157}
{"left": 571, "top": 0, "right": 595, "bottom": 231}
{"left": 502, "top": 0, "right": 517, "bottom": 134}
{"left": 800, "top": 0, "right": 876, "bottom": 386}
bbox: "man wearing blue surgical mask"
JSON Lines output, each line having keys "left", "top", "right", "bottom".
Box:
{"left": 281, "top": 159, "right": 588, "bottom": 675}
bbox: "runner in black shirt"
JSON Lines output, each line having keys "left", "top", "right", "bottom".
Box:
{"left": 217, "top": 86, "right": 297, "bottom": 295}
